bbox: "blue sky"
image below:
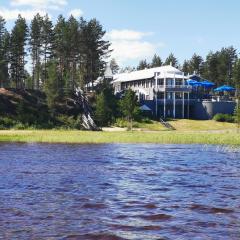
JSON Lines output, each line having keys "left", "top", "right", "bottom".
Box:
{"left": 1, "top": 0, "right": 240, "bottom": 67}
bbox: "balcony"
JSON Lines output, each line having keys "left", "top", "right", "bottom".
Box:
{"left": 155, "top": 85, "right": 192, "bottom": 92}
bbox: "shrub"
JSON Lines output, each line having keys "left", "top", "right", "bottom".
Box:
{"left": 0, "top": 116, "right": 17, "bottom": 128}
{"left": 56, "top": 114, "right": 83, "bottom": 129}
{"left": 115, "top": 118, "right": 128, "bottom": 128}
{"left": 213, "top": 113, "right": 234, "bottom": 123}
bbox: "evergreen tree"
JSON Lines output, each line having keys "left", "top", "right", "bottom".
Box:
{"left": 164, "top": 53, "right": 178, "bottom": 67}
{"left": 120, "top": 89, "right": 139, "bottom": 130}
{"left": 65, "top": 15, "right": 80, "bottom": 90}
{"left": 182, "top": 60, "right": 191, "bottom": 75}
{"left": 95, "top": 80, "right": 117, "bottom": 127}
{"left": 29, "top": 13, "right": 43, "bottom": 89}
{"left": 0, "top": 16, "right": 9, "bottom": 87}
{"left": 44, "top": 61, "right": 59, "bottom": 115}
{"left": 42, "top": 14, "right": 54, "bottom": 85}
{"left": 189, "top": 53, "right": 203, "bottom": 74}
{"left": 9, "top": 15, "right": 28, "bottom": 89}
{"left": 82, "top": 18, "right": 111, "bottom": 88}
{"left": 151, "top": 54, "right": 162, "bottom": 67}
{"left": 137, "top": 59, "right": 149, "bottom": 70}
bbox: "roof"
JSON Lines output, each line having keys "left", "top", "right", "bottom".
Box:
{"left": 113, "top": 65, "right": 187, "bottom": 83}
{"left": 140, "top": 104, "right": 152, "bottom": 111}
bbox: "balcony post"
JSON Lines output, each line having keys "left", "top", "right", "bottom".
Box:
{"left": 155, "top": 74, "right": 158, "bottom": 117}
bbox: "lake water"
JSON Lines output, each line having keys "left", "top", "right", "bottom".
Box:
{"left": 0, "top": 143, "right": 239, "bottom": 239}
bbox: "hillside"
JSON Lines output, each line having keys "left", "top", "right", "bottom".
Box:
{"left": 0, "top": 88, "right": 84, "bottom": 129}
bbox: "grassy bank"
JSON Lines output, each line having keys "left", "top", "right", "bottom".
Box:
{"left": 0, "top": 130, "right": 239, "bottom": 145}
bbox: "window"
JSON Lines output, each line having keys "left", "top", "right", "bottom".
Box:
{"left": 176, "top": 79, "right": 182, "bottom": 86}
{"left": 166, "top": 78, "right": 173, "bottom": 86}
{"left": 158, "top": 78, "right": 164, "bottom": 86}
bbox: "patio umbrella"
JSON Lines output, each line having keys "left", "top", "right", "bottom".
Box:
{"left": 214, "top": 85, "right": 236, "bottom": 92}
{"left": 186, "top": 79, "right": 199, "bottom": 85}
{"left": 200, "top": 80, "right": 215, "bottom": 88}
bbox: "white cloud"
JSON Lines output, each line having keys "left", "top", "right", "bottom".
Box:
{"left": 68, "top": 9, "right": 83, "bottom": 18}
{"left": 10, "top": 0, "right": 67, "bottom": 10}
{"left": 106, "top": 29, "right": 153, "bottom": 41}
{"left": 0, "top": 7, "right": 48, "bottom": 20}
{"left": 107, "top": 29, "right": 163, "bottom": 65}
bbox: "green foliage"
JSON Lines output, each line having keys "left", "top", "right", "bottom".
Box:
{"left": 164, "top": 53, "right": 178, "bottom": 67}
{"left": 44, "top": 61, "right": 59, "bottom": 115}
{"left": 234, "top": 102, "right": 240, "bottom": 128}
{"left": 151, "top": 54, "right": 162, "bottom": 68}
{"left": 94, "top": 81, "right": 117, "bottom": 127}
{"left": 9, "top": 14, "right": 28, "bottom": 89}
{"left": 137, "top": 59, "right": 150, "bottom": 70}
{"left": 213, "top": 113, "right": 235, "bottom": 123}
{"left": 120, "top": 89, "right": 139, "bottom": 130}
{"left": 56, "top": 114, "right": 82, "bottom": 129}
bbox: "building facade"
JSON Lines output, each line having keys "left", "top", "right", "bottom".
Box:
{"left": 112, "top": 65, "right": 192, "bottom": 119}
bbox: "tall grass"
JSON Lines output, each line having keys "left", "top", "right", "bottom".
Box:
{"left": 0, "top": 130, "right": 239, "bottom": 145}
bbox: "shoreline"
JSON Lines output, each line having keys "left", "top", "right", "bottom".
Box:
{"left": 0, "top": 130, "right": 239, "bottom": 145}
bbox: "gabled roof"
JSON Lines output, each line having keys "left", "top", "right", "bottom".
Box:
{"left": 113, "top": 65, "right": 186, "bottom": 83}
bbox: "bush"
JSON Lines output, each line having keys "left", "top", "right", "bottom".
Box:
{"left": 115, "top": 118, "right": 128, "bottom": 128}
{"left": 213, "top": 113, "right": 235, "bottom": 123}
{"left": 0, "top": 116, "right": 17, "bottom": 128}
{"left": 56, "top": 114, "right": 83, "bottom": 129}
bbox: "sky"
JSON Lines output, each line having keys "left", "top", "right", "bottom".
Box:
{"left": 1, "top": 0, "right": 240, "bottom": 67}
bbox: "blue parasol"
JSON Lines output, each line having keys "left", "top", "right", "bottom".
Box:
{"left": 214, "top": 85, "right": 236, "bottom": 92}
{"left": 200, "top": 80, "right": 215, "bottom": 88}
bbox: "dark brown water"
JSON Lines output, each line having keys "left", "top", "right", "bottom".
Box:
{"left": 0, "top": 143, "right": 239, "bottom": 239}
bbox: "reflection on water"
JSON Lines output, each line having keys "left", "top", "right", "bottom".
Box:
{"left": 0, "top": 143, "right": 239, "bottom": 239}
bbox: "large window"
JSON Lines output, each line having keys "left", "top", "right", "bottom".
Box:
{"left": 158, "top": 78, "right": 164, "bottom": 86}
{"left": 166, "top": 78, "right": 174, "bottom": 86}
{"left": 176, "top": 79, "right": 183, "bottom": 86}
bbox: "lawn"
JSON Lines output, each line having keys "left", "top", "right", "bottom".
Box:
{"left": 168, "top": 119, "right": 237, "bottom": 131}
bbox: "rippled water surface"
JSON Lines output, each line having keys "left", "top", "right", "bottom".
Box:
{"left": 0, "top": 143, "right": 240, "bottom": 239}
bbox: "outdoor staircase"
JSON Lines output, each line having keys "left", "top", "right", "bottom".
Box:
{"left": 74, "top": 87, "right": 99, "bottom": 131}
{"left": 159, "top": 118, "right": 176, "bottom": 130}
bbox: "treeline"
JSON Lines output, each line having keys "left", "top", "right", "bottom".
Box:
{"left": 0, "top": 14, "right": 110, "bottom": 92}
{"left": 123, "top": 47, "right": 240, "bottom": 88}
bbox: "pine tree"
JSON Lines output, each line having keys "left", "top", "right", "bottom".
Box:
{"left": 164, "top": 53, "right": 178, "bottom": 67}
{"left": 151, "top": 54, "right": 162, "bottom": 67}
{"left": 29, "top": 13, "right": 43, "bottom": 89}
{"left": 82, "top": 18, "right": 111, "bottom": 88}
{"left": 137, "top": 59, "right": 149, "bottom": 70}
{"left": 42, "top": 14, "right": 54, "bottom": 85}
{"left": 9, "top": 15, "right": 28, "bottom": 89}
{"left": 120, "top": 89, "right": 139, "bottom": 130}
{"left": 0, "top": 16, "right": 9, "bottom": 87}
{"left": 66, "top": 15, "right": 80, "bottom": 90}
{"left": 189, "top": 53, "right": 203, "bottom": 75}
{"left": 182, "top": 60, "right": 190, "bottom": 75}
{"left": 44, "top": 60, "right": 59, "bottom": 116}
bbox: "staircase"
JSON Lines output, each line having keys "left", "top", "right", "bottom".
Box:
{"left": 74, "top": 87, "right": 99, "bottom": 131}
{"left": 160, "top": 118, "right": 175, "bottom": 130}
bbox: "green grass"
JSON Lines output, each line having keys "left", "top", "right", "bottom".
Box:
{"left": 169, "top": 119, "right": 237, "bottom": 131}
{"left": 0, "top": 130, "right": 239, "bottom": 145}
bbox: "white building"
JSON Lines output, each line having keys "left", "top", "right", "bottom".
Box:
{"left": 112, "top": 65, "right": 191, "bottom": 118}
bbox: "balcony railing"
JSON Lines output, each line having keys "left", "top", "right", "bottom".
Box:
{"left": 155, "top": 85, "right": 192, "bottom": 92}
